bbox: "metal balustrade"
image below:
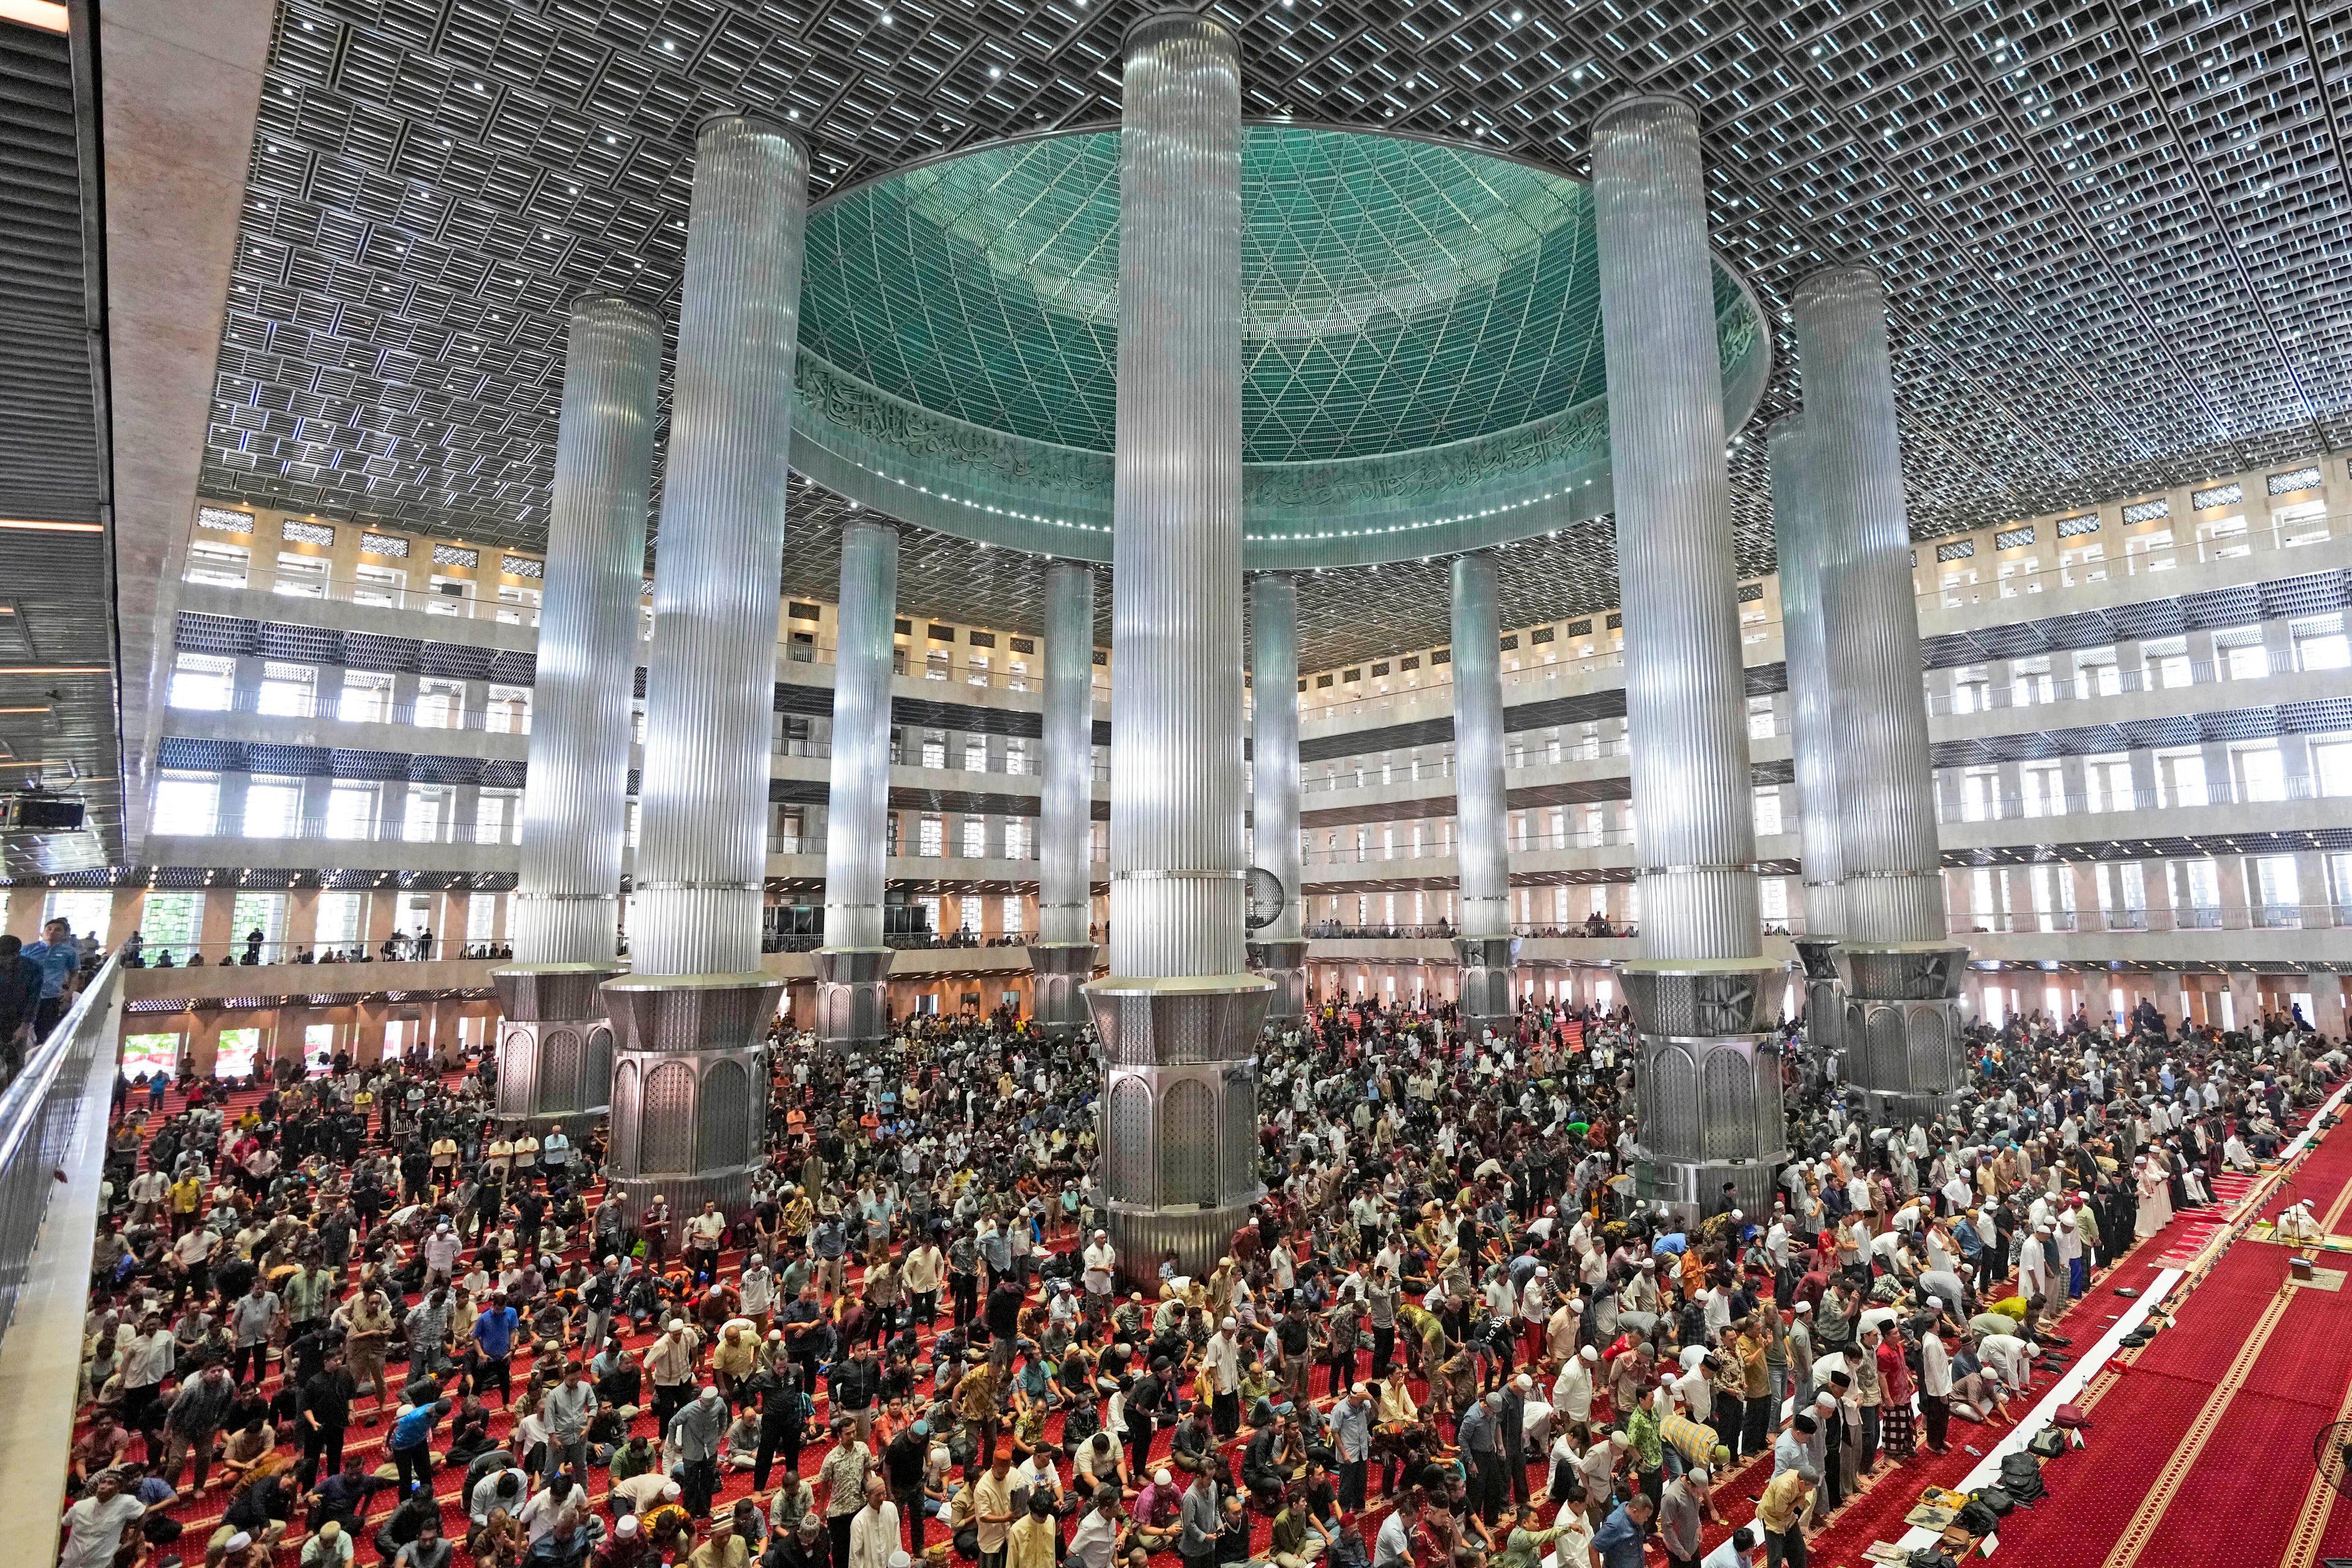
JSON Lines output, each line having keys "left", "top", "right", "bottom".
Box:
{"left": 1937, "top": 773, "right": 2351, "bottom": 825}
{"left": 0, "top": 955, "right": 121, "bottom": 1362}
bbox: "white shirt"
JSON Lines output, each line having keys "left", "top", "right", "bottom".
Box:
{"left": 848, "top": 1501, "right": 902, "bottom": 1568}
{"left": 1082, "top": 1242, "right": 1116, "bottom": 1294}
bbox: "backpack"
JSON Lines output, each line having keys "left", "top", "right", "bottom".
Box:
{"left": 1999, "top": 1450, "right": 2048, "bottom": 1505}
{"left": 1973, "top": 1485, "right": 2016, "bottom": 1517}
{"left": 1953, "top": 1497, "right": 2001, "bottom": 1537}
{"left": 2026, "top": 1427, "right": 2067, "bottom": 1460}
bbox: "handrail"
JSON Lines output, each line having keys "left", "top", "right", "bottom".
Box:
{"left": 0, "top": 953, "right": 121, "bottom": 1357}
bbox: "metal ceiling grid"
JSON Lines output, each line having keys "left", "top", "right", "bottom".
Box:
{"left": 194, "top": 0, "right": 2352, "bottom": 642}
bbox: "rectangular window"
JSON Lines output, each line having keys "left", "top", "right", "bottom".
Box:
{"left": 426, "top": 574, "right": 472, "bottom": 614}
{"left": 326, "top": 782, "right": 376, "bottom": 839}
{"left": 315, "top": 891, "right": 364, "bottom": 948}
{"left": 494, "top": 584, "right": 541, "bottom": 625}
{"left": 962, "top": 817, "right": 987, "bottom": 858}
{"left": 184, "top": 538, "right": 250, "bottom": 589}
{"left": 213, "top": 1028, "right": 262, "bottom": 1082}
{"left": 273, "top": 551, "right": 330, "bottom": 598}
{"left": 170, "top": 652, "right": 235, "bottom": 711}
{"left": 959, "top": 894, "right": 984, "bottom": 935}
{"left": 137, "top": 892, "right": 199, "bottom": 952}
{"left": 918, "top": 815, "right": 943, "bottom": 856}
{"left": 339, "top": 672, "right": 393, "bottom": 724}
{"left": 122, "top": 1033, "right": 182, "bottom": 1079}
{"left": 414, "top": 679, "right": 465, "bottom": 728}
{"left": 1001, "top": 895, "right": 1025, "bottom": 935}
{"left": 243, "top": 775, "right": 302, "bottom": 839}
{"left": 353, "top": 562, "right": 407, "bottom": 606}
{"left": 477, "top": 791, "right": 518, "bottom": 845}
{"left": 485, "top": 685, "right": 531, "bottom": 733}
{"left": 404, "top": 787, "right": 447, "bottom": 843}
{"left": 257, "top": 661, "right": 317, "bottom": 718}
{"left": 153, "top": 771, "right": 220, "bottom": 835}
{"left": 2316, "top": 740, "right": 2352, "bottom": 798}
{"left": 230, "top": 892, "right": 287, "bottom": 952}
{"left": 42, "top": 889, "right": 111, "bottom": 944}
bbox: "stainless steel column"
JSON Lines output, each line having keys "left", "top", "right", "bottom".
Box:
{"left": 494, "top": 296, "right": 659, "bottom": 1129}
{"left": 1085, "top": 12, "right": 1269, "bottom": 1281}
{"left": 1769, "top": 413, "right": 1845, "bottom": 1079}
{"left": 600, "top": 114, "right": 804, "bottom": 1223}
{"left": 813, "top": 518, "right": 899, "bottom": 1052}
{"left": 1796, "top": 265, "right": 1966, "bottom": 1118}
{"left": 1593, "top": 94, "right": 1785, "bottom": 1219}
{"left": 1449, "top": 552, "right": 1520, "bottom": 1036}
{"left": 1247, "top": 573, "right": 1307, "bottom": 1026}
{"left": 1028, "top": 562, "right": 1099, "bottom": 1036}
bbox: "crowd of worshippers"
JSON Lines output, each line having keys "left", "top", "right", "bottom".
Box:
{"left": 57, "top": 988, "right": 2348, "bottom": 1568}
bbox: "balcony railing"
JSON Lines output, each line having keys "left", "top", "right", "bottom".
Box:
{"left": 1950, "top": 902, "right": 2342, "bottom": 935}
{"left": 149, "top": 812, "right": 524, "bottom": 846}
{"left": 170, "top": 684, "right": 533, "bottom": 734}
{"left": 0, "top": 953, "right": 121, "bottom": 1359}
{"left": 1938, "top": 772, "right": 2349, "bottom": 825}
{"left": 121, "top": 938, "right": 506, "bottom": 968}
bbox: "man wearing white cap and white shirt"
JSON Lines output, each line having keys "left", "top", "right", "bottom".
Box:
{"left": 1518, "top": 1266, "right": 1550, "bottom": 1363}
{"left": 1206, "top": 1317, "right": 1242, "bottom": 1436}
{"left": 646, "top": 1319, "right": 701, "bottom": 1431}
{"left": 1553, "top": 1344, "right": 1597, "bottom": 1427}
{"left": 1083, "top": 1231, "right": 1117, "bottom": 1297}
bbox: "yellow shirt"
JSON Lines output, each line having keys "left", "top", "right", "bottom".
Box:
{"left": 1007, "top": 1514, "right": 1058, "bottom": 1568}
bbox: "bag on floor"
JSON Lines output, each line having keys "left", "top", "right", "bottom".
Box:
{"left": 2052, "top": 1402, "right": 2090, "bottom": 1430}
{"left": 1953, "top": 1497, "right": 2001, "bottom": 1537}
{"left": 1973, "top": 1484, "right": 2016, "bottom": 1517}
{"left": 2027, "top": 1426, "right": 2067, "bottom": 1460}
{"left": 1999, "top": 1450, "right": 2048, "bottom": 1504}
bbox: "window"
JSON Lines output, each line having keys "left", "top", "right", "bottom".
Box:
{"left": 959, "top": 895, "right": 983, "bottom": 935}
{"left": 184, "top": 538, "right": 250, "bottom": 589}
{"left": 137, "top": 892, "right": 198, "bottom": 953}
{"left": 274, "top": 551, "right": 330, "bottom": 598}
{"left": 213, "top": 1028, "right": 261, "bottom": 1081}
{"left": 963, "top": 736, "right": 987, "bottom": 772}
{"left": 316, "top": 891, "right": 364, "bottom": 948}
{"left": 304, "top": 1024, "right": 336, "bottom": 1074}
{"left": 353, "top": 563, "right": 407, "bottom": 606}
{"left": 153, "top": 771, "right": 219, "bottom": 835}
{"left": 170, "top": 652, "right": 235, "bottom": 711}
{"left": 494, "top": 584, "right": 541, "bottom": 625}
{"left": 925, "top": 650, "right": 949, "bottom": 680}
{"left": 2196, "top": 513, "right": 2250, "bottom": 560}
{"left": 1746, "top": 695, "right": 1776, "bottom": 739}
{"left": 967, "top": 654, "right": 989, "bottom": 687}
{"left": 1003, "top": 818, "right": 1028, "bottom": 859}
{"left": 2293, "top": 614, "right": 2349, "bottom": 673}
{"left": 2255, "top": 856, "right": 2301, "bottom": 926}
{"left": 1001, "top": 895, "right": 1025, "bottom": 935}
{"left": 326, "top": 782, "right": 376, "bottom": 839}
{"left": 426, "top": 575, "right": 472, "bottom": 614}
{"left": 2217, "top": 628, "right": 2270, "bottom": 681}
{"left": 405, "top": 787, "right": 447, "bottom": 842}
{"left": 477, "top": 791, "right": 518, "bottom": 845}
{"left": 2274, "top": 500, "right": 2331, "bottom": 548}
{"left": 257, "top": 662, "right": 317, "bottom": 717}
{"left": 921, "top": 733, "right": 946, "bottom": 769}
{"left": 43, "top": 889, "right": 111, "bottom": 943}
{"left": 1753, "top": 786, "right": 1783, "bottom": 836}
{"left": 2318, "top": 740, "right": 2352, "bottom": 798}
{"left": 2234, "top": 744, "right": 2286, "bottom": 803}
{"left": 244, "top": 775, "right": 302, "bottom": 838}
{"left": 121, "top": 1033, "right": 182, "bottom": 1079}
{"left": 2084, "top": 755, "right": 2135, "bottom": 813}
{"left": 415, "top": 679, "right": 465, "bottom": 728}
{"left": 962, "top": 817, "right": 986, "bottom": 859}
{"left": 485, "top": 685, "right": 530, "bottom": 733}
{"left": 339, "top": 673, "right": 393, "bottom": 724}
{"left": 1759, "top": 878, "right": 1788, "bottom": 922}
{"left": 230, "top": 892, "right": 287, "bottom": 951}
{"left": 918, "top": 815, "right": 943, "bottom": 856}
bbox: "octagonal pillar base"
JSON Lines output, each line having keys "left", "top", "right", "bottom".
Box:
{"left": 1622, "top": 959, "right": 1792, "bottom": 1230}
{"left": 491, "top": 962, "right": 622, "bottom": 1125}
{"left": 812, "top": 946, "right": 894, "bottom": 1054}
{"left": 598, "top": 971, "right": 782, "bottom": 1227}
{"left": 1025, "top": 943, "right": 1098, "bottom": 1039}
{"left": 1454, "top": 935, "right": 1521, "bottom": 1040}
{"left": 1835, "top": 941, "right": 1969, "bottom": 1116}
{"left": 1247, "top": 938, "right": 1309, "bottom": 1028}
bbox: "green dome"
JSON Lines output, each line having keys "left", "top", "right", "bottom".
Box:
{"left": 791, "top": 122, "right": 1770, "bottom": 569}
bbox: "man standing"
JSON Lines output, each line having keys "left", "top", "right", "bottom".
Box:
{"left": 646, "top": 1317, "right": 701, "bottom": 1430}
{"left": 543, "top": 1360, "right": 598, "bottom": 1482}
{"left": 1657, "top": 1467, "right": 1711, "bottom": 1568}
{"left": 1206, "top": 1317, "right": 1242, "bottom": 1437}
{"left": 299, "top": 1349, "right": 358, "bottom": 1488}
{"left": 669, "top": 1384, "right": 729, "bottom": 1518}
{"left": 1590, "top": 1493, "right": 1655, "bottom": 1568}
{"left": 230, "top": 1275, "right": 283, "bottom": 1387}
{"left": 1329, "top": 1382, "right": 1371, "bottom": 1514}
{"left": 24, "top": 916, "right": 81, "bottom": 1040}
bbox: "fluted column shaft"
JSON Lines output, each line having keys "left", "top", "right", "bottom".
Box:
{"left": 1594, "top": 94, "right": 1761, "bottom": 961}
{"left": 821, "top": 520, "right": 900, "bottom": 951}
{"left": 1248, "top": 576, "right": 1303, "bottom": 944}
{"left": 1039, "top": 564, "right": 1099, "bottom": 947}
{"left": 514, "top": 298, "right": 659, "bottom": 965}
{"left": 1797, "top": 266, "right": 1943, "bottom": 944}
{"left": 601, "top": 113, "right": 802, "bottom": 1221}
{"left": 1450, "top": 554, "right": 1511, "bottom": 940}
{"left": 631, "top": 115, "right": 809, "bottom": 979}
{"left": 1594, "top": 94, "right": 1780, "bottom": 1219}
{"left": 496, "top": 296, "right": 660, "bottom": 1125}
{"left": 1769, "top": 415, "right": 1842, "bottom": 940}
{"left": 1087, "top": 13, "right": 1267, "bottom": 1283}
{"left": 1104, "top": 12, "right": 1246, "bottom": 982}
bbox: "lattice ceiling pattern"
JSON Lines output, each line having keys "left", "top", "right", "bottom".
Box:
{"left": 804, "top": 123, "right": 1631, "bottom": 461}
{"left": 200, "top": 0, "right": 2352, "bottom": 592}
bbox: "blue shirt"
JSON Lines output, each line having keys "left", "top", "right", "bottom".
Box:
{"left": 473, "top": 1306, "right": 518, "bottom": 1359}
{"left": 390, "top": 1404, "right": 438, "bottom": 1451}
{"left": 1591, "top": 1507, "right": 1649, "bottom": 1568}
{"left": 23, "top": 940, "right": 76, "bottom": 999}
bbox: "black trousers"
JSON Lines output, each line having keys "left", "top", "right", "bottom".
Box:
{"left": 1717, "top": 1393, "right": 1746, "bottom": 1460}
{"left": 1921, "top": 1392, "right": 1950, "bottom": 1451}
{"left": 301, "top": 1423, "right": 345, "bottom": 1490}
{"left": 393, "top": 1441, "right": 434, "bottom": 1500}
{"left": 897, "top": 1485, "right": 927, "bottom": 1555}
{"left": 1338, "top": 1459, "right": 1366, "bottom": 1513}
{"left": 1212, "top": 1390, "right": 1238, "bottom": 1438}
{"left": 1469, "top": 1451, "right": 1505, "bottom": 1524}
{"left": 680, "top": 1457, "right": 718, "bottom": 1517}
{"left": 1371, "top": 1325, "right": 1395, "bottom": 1374}
{"left": 232, "top": 1342, "right": 271, "bottom": 1385}
{"left": 754, "top": 1424, "right": 804, "bottom": 1493}
{"left": 1765, "top": 1526, "right": 1807, "bottom": 1568}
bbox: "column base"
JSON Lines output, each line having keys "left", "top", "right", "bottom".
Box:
{"left": 1247, "top": 938, "right": 1309, "bottom": 1028}
{"left": 1793, "top": 937, "right": 1844, "bottom": 1086}
{"left": 1834, "top": 942, "right": 1969, "bottom": 1106}
{"left": 598, "top": 972, "right": 783, "bottom": 1226}
{"left": 1024, "top": 943, "right": 1098, "bottom": 1038}
{"left": 490, "top": 963, "right": 622, "bottom": 1124}
{"left": 1086, "top": 974, "right": 1272, "bottom": 1281}
{"left": 1621, "top": 959, "right": 1791, "bottom": 1227}
{"left": 1453, "top": 935, "right": 1521, "bottom": 1038}
{"left": 812, "top": 947, "right": 894, "bottom": 1053}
